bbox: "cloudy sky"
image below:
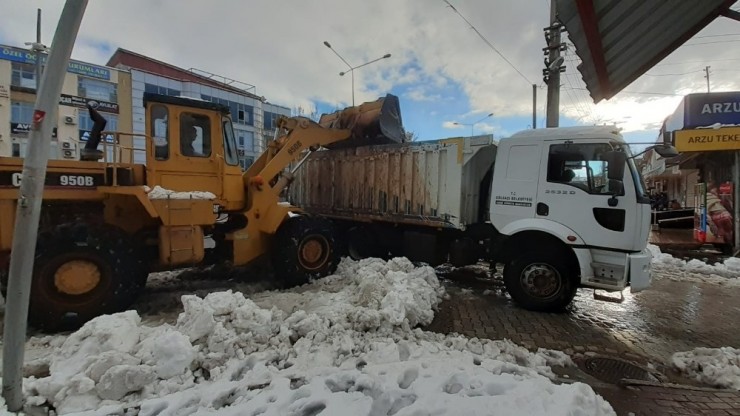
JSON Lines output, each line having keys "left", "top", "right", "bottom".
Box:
{"left": 2, "top": 0, "right": 740, "bottom": 145}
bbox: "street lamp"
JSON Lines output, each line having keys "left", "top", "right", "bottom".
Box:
{"left": 323, "top": 41, "right": 391, "bottom": 106}
{"left": 453, "top": 113, "right": 494, "bottom": 137}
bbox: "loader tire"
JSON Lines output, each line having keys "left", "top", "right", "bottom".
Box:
{"left": 28, "top": 226, "right": 147, "bottom": 332}
{"left": 272, "top": 216, "right": 340, "bottom": 287}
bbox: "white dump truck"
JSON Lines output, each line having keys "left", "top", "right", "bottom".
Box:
{"left": 289, "top": 121, "right": 676, "bottom": 311}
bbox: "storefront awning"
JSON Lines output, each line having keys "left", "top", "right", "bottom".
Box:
{"left": 556, "top": 0, "right": 737, "bottom": 102}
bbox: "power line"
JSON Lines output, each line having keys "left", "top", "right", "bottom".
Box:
{"left": 656, "top": 57, "right": 740, "bottom": 66}
{"left": 643, "top": 69, "right": 704, "bottom": 77}
{"left": 562, "top": 87, "right": 682, "bottom": 97}
{"left": 442, "top": 0, "right": 533, "bottom": 85}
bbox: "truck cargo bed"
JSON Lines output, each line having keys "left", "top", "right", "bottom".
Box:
{"left": 289, "top": 136, "right": 497, "bottom": 229}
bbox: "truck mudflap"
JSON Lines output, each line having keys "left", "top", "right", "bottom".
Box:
{"left": 628, "top": 248, "right": 652, "bottom": 292}
{"left": 319, "top": 94, "right": 405, "bottom": 149}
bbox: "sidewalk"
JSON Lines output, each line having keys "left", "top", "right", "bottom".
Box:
{"left": 595, "top": 382, "right": 740, "bottom": 416}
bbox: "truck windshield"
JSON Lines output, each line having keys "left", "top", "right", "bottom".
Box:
{"left": 621, "top": 145, "right": 649, "bottom": 202}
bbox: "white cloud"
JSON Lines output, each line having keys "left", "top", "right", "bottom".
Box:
{"left": 1, "top": 0, "right": 737, "bottom": 138}
{"left": 442, "top": 121, "right": 463, "bottom": 129}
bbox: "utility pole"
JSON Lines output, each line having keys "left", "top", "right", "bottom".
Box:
{"left": 704, "top": 66, "right": 711, "bottom": 92}
{"left": 532, "top": 84, "right": 537, "bottom": 129}
{"left": 2, "top": 1, "right": 88, "bottom": 411}
{"left": 544, "top": 0, "right": 565, "bottom": 127}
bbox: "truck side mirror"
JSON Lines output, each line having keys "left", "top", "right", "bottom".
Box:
{"left": 653, "top": 144, "right": 679, "bottom": 158}
{"left": 604, "top": 151, "right": 626, "bottom": 181}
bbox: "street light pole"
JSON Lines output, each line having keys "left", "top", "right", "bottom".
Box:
{"left": 453, "top": 113, "right": 494, "bottom": 137}
{"left": 323, "top": 41, "right": 391, "bottom": 106}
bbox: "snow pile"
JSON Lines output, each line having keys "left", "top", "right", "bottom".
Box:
{"left": 144, "top": 185, "right": 216, "bottom": 200}
{"left": 672, "top": 347, "right": 740, "bottom": 389}
{"left": 648, "top": 244, "right": 740, "bottom": 283}
{"left": 24, "top": 257, "right": 613, "bottom": 415}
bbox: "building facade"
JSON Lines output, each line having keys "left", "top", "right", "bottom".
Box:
{"left": 644, "top": 91, "right": 739, "bottom": 250}
{"left": 106, "top": 48, "right": 290, "bottom": 169}
{"left": 0, "top": 44, "right": 133, "bottom": 162}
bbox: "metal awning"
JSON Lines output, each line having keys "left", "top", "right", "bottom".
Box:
{"left": 556, "top": 0, "right": 737, "bottom": 103}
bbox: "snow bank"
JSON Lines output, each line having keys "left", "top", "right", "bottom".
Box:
{"left": 144, "top": 185, "right": 216, "bottom": 200}
{"left": 672, "top": 347, "right": 740, "bottom": 389}
{"left": 24, "top": 257, "right": 613, "bottom": 415}
{"left": 648, "top": 244, "right": 740, "bottom": 283}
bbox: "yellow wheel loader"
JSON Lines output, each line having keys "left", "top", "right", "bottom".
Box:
{"left": 0, "top": 92, "right": 404, "bottom": 331}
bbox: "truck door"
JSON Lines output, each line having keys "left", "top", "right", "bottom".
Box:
{"left": 537, "top": 141, "right": 641, "bottom": 252}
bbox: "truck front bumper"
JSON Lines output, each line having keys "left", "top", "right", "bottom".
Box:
{"left": 627, "top": 248, "right": 652, "bottom": 292}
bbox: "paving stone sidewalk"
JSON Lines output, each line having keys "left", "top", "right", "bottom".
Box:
{"left": 425, "top": 268, "right": 740, "bottom": 415}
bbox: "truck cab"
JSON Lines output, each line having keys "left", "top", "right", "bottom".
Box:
{"left": 491, "top": 126, "right": 652, "bottom": 309}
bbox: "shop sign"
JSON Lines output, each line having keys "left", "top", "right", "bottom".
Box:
{"left": 0, "top": 85, "right": 9, "bottom": 98}
{"left": 684, "top": 92, "right": 740, "bottom": 128}
{"left": 674, "top": 127, "right": 740, "bottom": 152}
{"left": 59, "top": 94, "right": 119, "bottom": 114}
{"left": 10, "top": 122, "right": 57, "bottom": 137}
{"left": 0, "top": 46, "right": 111, "bottom": 80}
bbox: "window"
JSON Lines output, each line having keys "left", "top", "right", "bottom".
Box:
{"left": 264, "top": 134, "right": 272, "bottom": 150}
{"left": 11, "top": 101, "right": 34, "bottom": 124}
{"left": 223, "top": 118, "right": 239, "bottom": 166}
{"left": 79, "top": 78, "right": 117, "bottom": 103}
{"left": 547, "top": 143, "right": 622, "bottom": 195}
{"left": 263, "top": 112, "right": 280, "bottom": 130}
{"left": 241, "top": 157, "right": 254, "bottom": 170}
{"left": 151, "top": 105, "right": 169, "bottom": 160}
{"left": 12, "top": 143, "right": 20, "bottom": 157}
{"left": 236, "top": 129, "right": 255, "bottom": 151}
{"left": 79, "top": 112, "right": 118, "bottom": 132}
{"left": 145, "top": 83, "right": 180, "bottom": 97}
{"left": 11, "top": 63, "right": 37, "bottom": 89}
{"left": 180, "top": 112, "right": 211, "bottom": 157}
{"left": 201, "top": 95, "right": 254, "bottom": 126}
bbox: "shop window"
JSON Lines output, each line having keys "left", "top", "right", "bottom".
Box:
{"left": 11, "top": 63, "right": 37, "bottom": 89}
{"left": 180, "top": 113, "right": 211, "bottom": 157}
{"left": 79, "top": 77, "right": 117, "bottom": 103}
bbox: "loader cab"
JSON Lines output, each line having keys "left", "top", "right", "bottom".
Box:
{"left": 143, "top": 93, "right": 245, "bottom": 210}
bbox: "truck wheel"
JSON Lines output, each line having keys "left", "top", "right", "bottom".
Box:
{"left": 29, "top": 227, "right": 146, "bottom": 331}
{"left": 503, "top": 251, "right": 577, "bottom": 311}
{"left": 272, "top": 216, "right": 340, "bottom": 287}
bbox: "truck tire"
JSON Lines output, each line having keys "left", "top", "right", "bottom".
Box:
{"left": 503, "top": 250, "right": 577, "bottom": 311}
{"left": 272, "top": 216, "right": 340, "bottom": 287}
{"left": 28, "top": 226, "right": 146, "bottom": 332}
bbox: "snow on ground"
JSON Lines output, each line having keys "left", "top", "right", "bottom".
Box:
{"left": 672, "top": 347, "right": 740, "bottom": 390}
{"left": 648, "top": 244, "right": 740, "bottom": 285}
{"left": 9, "top": 257, "right": 613, "bottom": 415}
{"left": 144, "top": 185, "right": 216, "bottom": 200}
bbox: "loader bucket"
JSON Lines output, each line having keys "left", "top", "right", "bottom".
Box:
{"left": 319, "top": 94, "right": 405, "bottom": 149}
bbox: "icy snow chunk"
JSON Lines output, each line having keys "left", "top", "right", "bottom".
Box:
{"left": 86, "top": 351, "right": 141, "bottom": 383}
{"left": 176, "top": 295, "right": 216, "bottom": 342}
{"left": 673, "top": 347, "right": 740, "bottom": 389}
{"left": 144, "top": 185, "right": 216, "bottom": 200}
{"left": 136, "top": 326, "right": 195, "bottom": 378}
{"left": 96, "top": 364, "right": 157, "bottom": 400}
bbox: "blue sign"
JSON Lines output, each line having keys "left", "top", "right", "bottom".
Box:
{"left": 0, "top": 46, "right": 111, "bottom": 80}
{"left": 683, "top": 92, "right": 740, "bottom": 128}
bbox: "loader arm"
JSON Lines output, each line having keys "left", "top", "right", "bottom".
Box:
{"left": 230, "top": 94, "right": 404, "bottom": 266}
